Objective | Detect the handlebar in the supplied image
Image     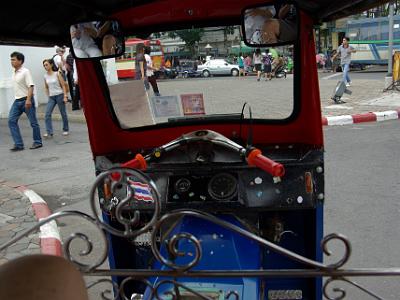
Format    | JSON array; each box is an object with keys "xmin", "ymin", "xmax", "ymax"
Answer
[
  {"xmin": 247, "ymin": 148, "xmax": 285, "ymax": 178},
  {"xmin": 109, "ymin": 132, "xmax": 284, "ymax": 181},
  {"xmin": 120, "ymin": 153, "xmax": 147, "ymax": 170},
  {"xmin": 110, "ymin": 154, "xmax": 147, "ymax": 181}
]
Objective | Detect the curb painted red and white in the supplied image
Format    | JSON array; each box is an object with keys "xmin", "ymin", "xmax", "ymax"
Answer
[
  {"xmin": 322, "ymin": 109, "xmax": 400, "ymax": 126},
  {"xmin": 10, "ymin": 184, "xmax": 63, "ymax": 257}
]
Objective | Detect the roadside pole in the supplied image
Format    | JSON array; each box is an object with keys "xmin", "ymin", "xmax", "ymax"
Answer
[{"xmin": 385, "ymin": 2, "xmax": 394, "ymax": 88}]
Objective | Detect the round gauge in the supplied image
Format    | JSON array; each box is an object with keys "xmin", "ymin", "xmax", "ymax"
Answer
[
  {"xmin": 175, "ymin": 178, "xmax": 191, "ymax": 194},
  {"xmin": 208, "ymin": 173, "xmax": 237, "ymax": 201}
]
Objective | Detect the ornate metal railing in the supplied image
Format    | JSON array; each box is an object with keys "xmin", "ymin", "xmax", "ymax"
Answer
[{"xmin": 1, "ymin": 167, "xmax": 400, "ymax": 300}]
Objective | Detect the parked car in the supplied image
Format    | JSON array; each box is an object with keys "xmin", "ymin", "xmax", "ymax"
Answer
[{"xmin": 197, "ymin": 59, "xmax": 240, "ymax": 77}]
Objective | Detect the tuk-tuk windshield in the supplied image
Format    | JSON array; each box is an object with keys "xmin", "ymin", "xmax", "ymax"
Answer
[{"xmin": 101, "ymin": 24, "xmax": 295, "ymax": 129}]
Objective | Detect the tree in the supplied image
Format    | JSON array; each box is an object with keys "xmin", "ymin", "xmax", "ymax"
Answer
[
  {"xmin": 364, "ymin": 1, "xmax": 400, "ymax": 17},
  {"xmin": 168, "ymin": 29, "xmax": 205, "ymax": 56},
  {"xmin": 223, "ymin": 26, "xmax": 236, "ymax": 48}
]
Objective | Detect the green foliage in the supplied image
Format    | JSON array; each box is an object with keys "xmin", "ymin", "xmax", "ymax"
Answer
[
  {"xmin": 153, "ymin": 29, "xmax": 204, "ymax": 55},
  {"xmin": 223, "ymin": 26, "xmax": 235, "ymax": 37},
  {"xmin": 168, "ymin": 29, "xmax": 205, "ymax": 55},
  {"xmin": 173, "ymin": 29, "xmax": 204, "ymax": 47}
]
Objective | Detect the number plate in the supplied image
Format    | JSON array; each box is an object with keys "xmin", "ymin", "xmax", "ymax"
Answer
[{"xmin": 268, "ymin": 290, "xmax": 303, "ymax": 300}]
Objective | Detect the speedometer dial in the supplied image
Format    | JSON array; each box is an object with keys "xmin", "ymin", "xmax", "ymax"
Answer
[
  {"xmin": 175, "ymin": 178, "xmax": 191, "ymax": 194},
  {"xmin": 208, "ymin": 173, "xmax": 237, "ymax": 201}
]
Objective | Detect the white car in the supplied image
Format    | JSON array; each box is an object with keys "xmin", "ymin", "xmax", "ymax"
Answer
[{"xmin": 197, "ymin": 59, "xmax": 240, "ymax": 77}]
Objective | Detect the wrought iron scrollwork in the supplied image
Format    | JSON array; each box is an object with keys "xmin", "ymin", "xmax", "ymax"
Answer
[
  {"xmin": 89, "ymin": 168, "xmax": 161, "ymax": 239},
  {"xmin": 0, "ymin": 210, "xmax": 109, "ymax": 272},
  {"xmin": 322, "ymin": 233, "xmax": 351, "ymax": 269},
  {"xmin": 151, "ymin": 280, "xmax": 213, "ymax": 300},
  {"xmin": 150, "ymin": 209, "xmax": 350, "ymax": 272},
  {"xmin": 323, "ymin": 277, "xmax": 384, "ymax": 300},
  {"xmin": 86, "ymin": 278, "xmax": 120, "ymax": 300},
  {"xmin": 2, "ymin": 167, "xmax": 400, "ymax": 299}
]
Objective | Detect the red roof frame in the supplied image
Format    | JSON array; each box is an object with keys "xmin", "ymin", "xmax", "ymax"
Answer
[{"xmin": 77, "ymin": 0, "xmax": 323, "ymax": 156}]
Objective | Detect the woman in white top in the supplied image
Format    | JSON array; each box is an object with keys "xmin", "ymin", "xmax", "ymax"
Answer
[
  {"xmin": 43, "ymin": 59, "xmax": 69, "ymax": 137},
  {"xmin": 253, "ymin": 48, "xmax": 263, "ymax": 81}
]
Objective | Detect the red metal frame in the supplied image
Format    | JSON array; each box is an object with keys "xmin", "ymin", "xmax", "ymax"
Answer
[{"xmin": 76, "ymin": 0, "xmax": 323, "ymax": 156}]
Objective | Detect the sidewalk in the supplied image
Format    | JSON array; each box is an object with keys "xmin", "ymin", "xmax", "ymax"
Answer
[
  {"xmin": 0, "ymin": 181, "xmax": 40, "ymax": 265},
  {"xmin": 31, "ymin": 76, "xmax": 400, "ymax": 122},
  {"xmin": 318, "ymin": 75, "xmax": 400, "ymax": 117},
  {"xmin": 0, "ymin": 180, "xmax": 62, "ymax": 265}
]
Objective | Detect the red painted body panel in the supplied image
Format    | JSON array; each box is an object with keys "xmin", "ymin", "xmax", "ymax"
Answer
[
  {"xmin": 117, "ymin": 69, "xmax": 135, "ymax": 78},
  {"xmin": 76, "ymin": 2, "xmax": 323, "ymax": 156}
]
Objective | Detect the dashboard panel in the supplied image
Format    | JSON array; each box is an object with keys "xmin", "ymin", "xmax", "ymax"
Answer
[
  {"xmin": 96, "ymin": 146, "xmax": 324, "ymax": 213},
  {"xmin": 146, "ymin": 151, "xmax": 324, "ymax": 212}
]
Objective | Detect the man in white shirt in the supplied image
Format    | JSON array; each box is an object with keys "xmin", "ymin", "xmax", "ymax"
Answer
[
  {"xmin": 53, "ymin": 47, "xmax": 66, "ymax": 72},
  {"xmin": 8, "ymin": 52, "xmax": 42, "ymax": 151},
  {"xmin": 144, "ymin": 46, "xmax": 160, "ymax": 96}
]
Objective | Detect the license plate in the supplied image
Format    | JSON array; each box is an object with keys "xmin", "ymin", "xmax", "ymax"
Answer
[{"xmin": 268, "ymin": 290, "xmax": 303, "ymax": 300}]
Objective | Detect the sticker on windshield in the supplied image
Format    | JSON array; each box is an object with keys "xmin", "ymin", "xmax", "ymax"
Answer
[
  {"xmin": 181, "ymin": 94, "xmax": 205, "ymax": 115},
  {"xmin": 150, "ymin": 95, "xmax": 181, "ymax": 118}
]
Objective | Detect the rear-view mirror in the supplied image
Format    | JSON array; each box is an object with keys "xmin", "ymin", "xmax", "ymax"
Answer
[
  {"xmin": 70, "ymin": 20, "xmax": 124, "ymax": 59},
  {"xmin": 242, "ymin": 2, "xmax": 298, "ymax": 47}
]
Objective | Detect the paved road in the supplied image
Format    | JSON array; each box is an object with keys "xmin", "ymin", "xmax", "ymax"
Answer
[
  {"xmin": 0, "ymin": 119, "xmax": 399, "ymax": 298},
  {"xmin": 0, "ymin": 120, "xmax": 93, "ymax": 211},
  {"xmin": 324, "ymin": 121, "xmax": 400, "ymax": 299}
]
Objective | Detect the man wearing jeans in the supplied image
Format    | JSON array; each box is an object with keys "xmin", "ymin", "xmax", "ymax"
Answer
[
  {"xmin": 333, "ymin": 37, "xmax": 356, "ymax": 87},
  {"xmin": 8, "ymin": 52, "xmax": 43, "ymax": 151}
]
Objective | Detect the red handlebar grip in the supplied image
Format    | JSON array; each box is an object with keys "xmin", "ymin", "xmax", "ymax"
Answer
[
  {"xmin": 110, "ymin": 154, "xmax": 147, "ymax": 181},
  {"xmin": 121, "ymin": 153, "xmax": 147, "ymax": 170},
  {"xmin": 247, "ymin": 149, "xmax": 285, "ymax": 177}
]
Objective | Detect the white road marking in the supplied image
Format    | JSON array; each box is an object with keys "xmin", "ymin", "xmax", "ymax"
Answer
[
  {"xmin": 374, "ymin": 111, "xmax": 399, "ymax": 121},
  {"xmin": 322, "ymin": 73, "xmax": 342, "ymax": 80},
  {"xmin": 23, "ymin": 189, "xmax": 46, "ymax": 204},
  {"xmin": 327, "ymin": 115, "xmax": 354, "ymax": 126},
  {"xmin": 39, "ymin": 220, "xmax": 61, "ymax": 240},
  {"xmin": 325, "ymin": 105, "xmax": 353, "ymax": 110}
]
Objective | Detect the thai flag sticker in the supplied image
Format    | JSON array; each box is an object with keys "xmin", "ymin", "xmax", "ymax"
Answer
[{"xmin": 127, "ymin": 178, "xmax": 154, "ymax": 203}]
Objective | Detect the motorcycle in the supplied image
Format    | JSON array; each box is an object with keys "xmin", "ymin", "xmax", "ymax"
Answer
[{"xmin": 274, "ymin": 64, "xmax": 287, "ymax": 78}]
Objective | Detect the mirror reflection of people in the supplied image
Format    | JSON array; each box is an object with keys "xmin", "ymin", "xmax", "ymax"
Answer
[
  {"xmin": 245, "ymin": 4, "xmax": 297, "ymax": 44},
  {"xmin": 102, "ymin": 34, "xmax": 117, "ymax": 55},
  {"xmin": 70, "ymin": 23, "xmax": 102, "ymax": 58},
  {"xmin": 245, "ymin": 6, "xmax": 276, "ymax": 44},
  {"xmin": 263, "ymin": 4, "xmax": 297, "ymax": 44},
  {"xmin": 95, "ymin": 21, "xmax": 120, "ymax": 56}
]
